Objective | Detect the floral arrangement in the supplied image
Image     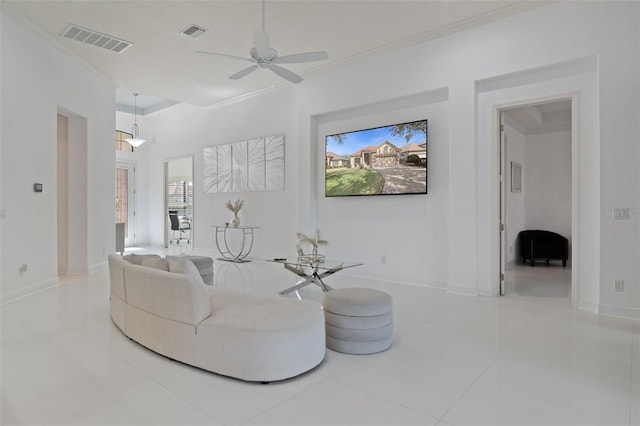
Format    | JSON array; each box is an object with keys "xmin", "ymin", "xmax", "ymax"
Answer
[
  {"xmin": 296, "ymin": 230, "xmax": 328, "ymax": 264},
  {"xmin": 226, "ymin": 199, "xmax": 244, "ymax": 226},
  {"xmin": 225, "ymin": 199, "xmax": 244, "ymax": 215}
]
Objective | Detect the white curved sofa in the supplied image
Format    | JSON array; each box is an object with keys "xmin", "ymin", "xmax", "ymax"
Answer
[{"xmin": 108, "ymin": 254, "xmax": 326, "ymax": 382}]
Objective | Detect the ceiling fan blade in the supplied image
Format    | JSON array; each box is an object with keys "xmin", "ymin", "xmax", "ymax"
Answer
[
  {"xmin": 268, "ymin": 64, "xmax": 303, "ymax": 84},
  {"xmin": 195, "ymin": 51, "xmax": 253, "ymax": 63},
  {"xmin": 272, "ymin": 51, "xmax": 329, "ymax": 64},
  {"xmin": 229, "ymin": 65, "xmax": 259, "ymax": 80},
  {"xmin": 252, "ymin": 29, "xmax": 271, "ymax": 59}
]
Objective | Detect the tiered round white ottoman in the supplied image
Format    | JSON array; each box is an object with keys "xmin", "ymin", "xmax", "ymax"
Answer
[
  {"xmin": 186, "ymin": 255, "xmax": 214, "ymax": 286},
  {"xmin": 322, "ymin": 288, "xmax": 393, "ymax": 354}
]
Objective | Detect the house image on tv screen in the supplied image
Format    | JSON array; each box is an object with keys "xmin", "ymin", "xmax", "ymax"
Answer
[
  {"xmin": 399, "ymin": 142, "xmax": 427, "ymax": 164},
  {"xmin": 325, "ymin": 152, "xmax": 350, "ymax": 168},
  {"xmin": 349, "ymin": 141, "xmax": 401, "ymax": 168},
  {"xmin": 324, "ymin": 119, "xmax": 427, "ymax": 196}
]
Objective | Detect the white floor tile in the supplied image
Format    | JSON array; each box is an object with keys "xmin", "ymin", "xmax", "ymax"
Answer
[
  {"xmin": 245, "ymin": 379, "xmax": 438, "ymax": 426},
  {"xmin": 488, "ymin": 328, "xmax": 632, "ymax": 409},
  {"xmin": 443, "ymin": 372, "xmax": 629, "ymax": 426},
  {"xmin": 2, "ymin": 356, "xmax": 152, "ymax": 425},
  {"xmin": 332, "ymin": 346, "xmax": 483, "ymax": 419},
  {"xmin": 504, "ymin": 264, "xmax": 572, "ymax": 301},
  {"xmin": 48, "ymin": 384, "xmax": 219, "ymax": 426},
  {"xmin": 1, "ymin": 251, "xmax": 637, "ymax": 426},
  {"xmin": 146, "ymin": 356, "xmax": 340, "ymax": 425}
]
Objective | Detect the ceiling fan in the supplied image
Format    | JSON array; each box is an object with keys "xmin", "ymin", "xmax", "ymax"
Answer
[{"xmin": 195, "ymin": 0, "xmax": 328, "ymax": 84}]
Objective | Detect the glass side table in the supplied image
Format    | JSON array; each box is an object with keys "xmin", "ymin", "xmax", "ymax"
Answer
[{"xmin": 212, "ymin": 225, "xmax": 258, "ymax": 263}]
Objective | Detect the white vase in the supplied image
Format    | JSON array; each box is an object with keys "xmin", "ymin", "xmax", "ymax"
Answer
[{"xmin": 231, "ymin": 215, "xmax": 240, "ymax": 227}]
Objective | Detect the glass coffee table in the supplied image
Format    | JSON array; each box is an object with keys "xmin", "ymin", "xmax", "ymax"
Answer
[{"xmin": 269, "ymin": 258, "xmax": 363, "ymax": 299}]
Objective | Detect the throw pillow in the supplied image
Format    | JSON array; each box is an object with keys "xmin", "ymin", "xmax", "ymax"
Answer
[
  {"xmin": 140, "ymin": 257, "xmax": 170, "ymax": 271},
  {"xmin": 166, "ymin": 256, "xmax": 205, "ymax": 287}
]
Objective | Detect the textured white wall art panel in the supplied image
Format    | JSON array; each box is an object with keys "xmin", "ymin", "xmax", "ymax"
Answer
[
  {"xmin": 204, "ymin": 135, "xmax": 284, "ymax": 193},
  {"xmin": 247, "ymin": 138, "xmax": 266, "ymax": 192},
  {"xmin": 232, "ymin": 140, "xmax": 248, "ymax": 193},
  {"xmin": 265, "ymin": 135, "xmax": 285, "ymax": 191},
  {"xmin": 203, "ymin": 146, "xmax": 218, "ymax": 193},
  {"xmin": 217, "ymin": 144, "xmax": 233, "ymax": 192}
]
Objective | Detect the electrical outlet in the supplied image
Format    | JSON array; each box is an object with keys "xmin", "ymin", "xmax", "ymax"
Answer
[
  {"xmin": 613, "ymin": 208, "xmax": 629, "ymax": 220},
  {"xmin": 614, "ymin": 280, "xmax": 624, "ymax": 292},
  {"xmin": 381, "ymin": 255, "xmax": 386, "ymax": 265},
  {"xmin": 19, "ymin": 264, "xmax": 28, "ymax": 274}
]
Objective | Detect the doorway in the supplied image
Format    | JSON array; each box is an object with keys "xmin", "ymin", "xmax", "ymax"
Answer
[
  {"xmin": 116, "ymin": 162, "xmax": 136, "ymax": 247},
  {"xmin": 57, "ymin": 110, "xmax": 88, "ymax": 275},
  {"xmin": 499, "ymin": 99, "xmax": 573, "ymax": 299},
  {"xmin": 164, "ymin": 157, "xmax": 194, "ymax": 248}
]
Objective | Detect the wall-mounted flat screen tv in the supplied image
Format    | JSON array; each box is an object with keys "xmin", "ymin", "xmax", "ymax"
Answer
[{"xmin": 325, "ymin": 119, "xmax": 427, "ymax": 197}]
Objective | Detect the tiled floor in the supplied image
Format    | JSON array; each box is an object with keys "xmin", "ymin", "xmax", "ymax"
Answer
[{"xmin": 1, "ymin": 248, "xmax": 638, "ymax": 426}]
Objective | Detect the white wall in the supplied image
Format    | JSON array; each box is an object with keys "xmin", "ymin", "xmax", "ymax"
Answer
[
  {"xmin": 469, "ymin": 1, "xmax": 638, "ymax": 317},
  {"xmin": 1, "ymin": 10, "xmax": 116, "ymax": 300},
  {"xmin": 168, "ymin": 157, "xmax": 192, "ymax": 182},
  {"xmin": 134, "ymin": 1, "xmax": 638, "ymax": 318},
  {"xmin": 300, "ymin": 1, "xmax": 637, "ymax": 315},
  {"xmin": 524, "ymin": 130, "xmax": 572, "ymax": 241},
  {"xmin": 143, "ymin": 86, "xmax": 299, "ymax": 257},
  {"xmin": 314, "ymin": 95, "xmax": 449, "ymax": 287},
  {"xmin": 3, "ymin": 2, "xmax": 638, "ymax": 318}
]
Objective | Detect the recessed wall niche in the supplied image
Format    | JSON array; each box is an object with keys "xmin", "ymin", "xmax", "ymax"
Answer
[{"xmin": 203, "ymin": 135, "xmax": 285, "ymax": 193}]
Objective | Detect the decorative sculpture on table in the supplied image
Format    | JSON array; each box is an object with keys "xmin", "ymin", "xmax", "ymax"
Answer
[
  {"xmin": 296, "ymin": 230, "xmax": 328, "ymax": 265},
  {"xmin": 226, "ymin": 199, "xmax": 244, "ymax": 227}
]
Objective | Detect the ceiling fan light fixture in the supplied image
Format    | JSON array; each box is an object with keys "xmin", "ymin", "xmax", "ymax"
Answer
[
  {"xmin": 124, "ymin": 93, "xmax": 146, "ymax": 148},
  {"xmin": 195, "ymin": 0, "xmax": 328, "ymax": 84}
]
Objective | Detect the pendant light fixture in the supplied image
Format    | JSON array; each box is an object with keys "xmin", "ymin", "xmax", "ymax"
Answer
[{"xmin": 125, "ymin": 93, "xmax": 146, "ymax": 148}]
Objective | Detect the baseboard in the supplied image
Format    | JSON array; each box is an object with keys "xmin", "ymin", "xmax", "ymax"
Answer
[
  {"xmin": 578, "ymin": 298, "xmax": 598, "ymax": 312},
  {"xmin": 0, "ymin": 277, "xmax": 59, "ymax": 305},
  {"xmin": 345, "ymin": 269, "xmax": 447, "ymax": 290},
  {"xmin": 598, "ymin": 303, "xmax": 640, "ymax": 321},
  {"xmin": 447, "ymin": 284, "xmax": 479, "ymax": 296},
  {"xmin": 88, "ymin": 260, "xmax": 108, "ymax": 274},
  {"xmin": 477, "ymin": 285, "xmax": 497, "ymax": 297}
]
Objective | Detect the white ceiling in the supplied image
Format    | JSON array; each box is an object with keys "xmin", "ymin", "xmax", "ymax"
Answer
[
  {"xmin": 504, "ymin": 100, "xmax": 572, "ymax": 134},
  {"xmin": 4, "ymin": 0, "xmax": 550, "ymax": 110}
]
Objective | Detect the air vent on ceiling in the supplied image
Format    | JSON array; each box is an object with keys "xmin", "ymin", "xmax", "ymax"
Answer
[
  {"xmin": 181, "ymin": 25, "xmax": 208, "ymax": 39},
  {"xmin": 62, "ymin": 24, "xmax": 133, "ymax": 53}
]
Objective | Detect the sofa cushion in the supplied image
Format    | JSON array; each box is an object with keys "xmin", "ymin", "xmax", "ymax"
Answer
[
  {"xmin": 195, "ymin": 288, "xmax": 326, "ymax": 381},
  {"xmin": 166, "ymin": 256, "xmax": 206, "ymax": 287},
  {"xmin": 140, "ymin": 257, "xmax": 169, "ymax": 271},
  {"xmin": 108, "ymin": 254, "xmax": 128, "ymax": 301},
  {"xmin": 123, "ymin": 263, "xmax": 212, "ymax": 326},
  {"xmin": 123, "ymin": 253, "xmax": 162, "ymax": 265}
]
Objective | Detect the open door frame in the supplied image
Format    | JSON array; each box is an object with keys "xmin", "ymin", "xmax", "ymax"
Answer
[
  {"xmin": 499, "ymin": 111, "xmax": 507, "ymax": 295},
  {"xmin": 164, "ymin": 156, "xmax": 194, "ymax": 248},
  {"xmin": 497, "ymin": 96, "xmax": 577, "ymax": 304}
]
